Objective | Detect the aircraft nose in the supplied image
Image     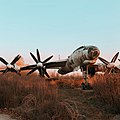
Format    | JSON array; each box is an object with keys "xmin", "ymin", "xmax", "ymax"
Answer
[
  {"xmin": 88, "ymin": 48, "xmax": 100, "ymax": 59},
  {"xmin": 93, "ymin": 49, "xmax": 100, "ymax": 57}
]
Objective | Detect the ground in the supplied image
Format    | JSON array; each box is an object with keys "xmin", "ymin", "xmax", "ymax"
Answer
[
  {"xmin": 58, "ymin": 88, "xmax": 115, "ymax": 120},
  {"xmin": 0, "ymin": 114, "xmax": 16, "ymax": 120},
  {"xmin": 0, "ymin": 87, "xmax": 118, "ymax": 120}
]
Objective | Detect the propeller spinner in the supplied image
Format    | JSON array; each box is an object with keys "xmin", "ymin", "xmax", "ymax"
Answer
[
  {"xmin": 98, "ymin": 52, "xmax": 119, "ymax": 74},
  {"xmin": 22, "ymin": 49, "xmax": 53, "ymax": 78}
]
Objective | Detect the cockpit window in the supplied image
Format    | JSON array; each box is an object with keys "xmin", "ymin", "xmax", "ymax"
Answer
[
  {"xmin": 73, "ymin": 46, "xmax": 86, "ymax": 53},
  {"xmin": 88, "ymin": 46, "xmax": 99, "ymax": 53},
  {"xmin": 89, "ymin": 46, "xmax": 98, "ymax": 50},
  {"xmin": 88, "ymin": 47, "xmax": 100, "ymax": 59},
  {"xmin": 88, "ymin": 47, "xmax": 94, "ymax": 53}
]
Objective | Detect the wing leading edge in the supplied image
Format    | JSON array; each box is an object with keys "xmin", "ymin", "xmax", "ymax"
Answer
[{"xmin": 45, "ymin": 59, "xmax": 67, "ymax": 69}]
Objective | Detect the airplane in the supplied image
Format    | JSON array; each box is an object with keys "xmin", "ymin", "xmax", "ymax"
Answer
[
  {"xmin": 0, "ymin": 54, "xmax": 21, "ymax": 75},
  {"xmin": 0, "ymin": 46, "xmax": 119, "ymax": 89},
  {"xmin": 21, "ymin": 45, "xmax": 101, "ymax": 89}
]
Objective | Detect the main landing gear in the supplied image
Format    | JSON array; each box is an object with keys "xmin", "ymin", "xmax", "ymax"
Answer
[{"xmin": 81, "ymin": 65, "xmax": 93, "ymax": 90}]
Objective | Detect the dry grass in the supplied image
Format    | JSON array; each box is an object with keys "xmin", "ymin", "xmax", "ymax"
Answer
[
  {"xmin": 50, "ymin": 72, "xmax": 120, "ymax": 114},
  {"xmin": 93, "ymin": 73, "xmax": 120, "ymax": 114},
  {"xmin": 50, "ymin": 72, "xmax": 84, "ymax": 89},
  {"xmin": 0, "ymin": 72, "xmax": 120, "ymax": 119},
  {"xmin": 0, "ymin": 73, "xmax": 80, "ymax": 120}
]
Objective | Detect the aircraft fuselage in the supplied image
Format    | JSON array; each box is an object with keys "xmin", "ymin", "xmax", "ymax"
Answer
[{"xmin": 58, "ymin": 46, "xmax": 100, "ymax": 74}]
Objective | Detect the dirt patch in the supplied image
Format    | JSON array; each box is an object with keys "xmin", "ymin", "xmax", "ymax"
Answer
[{"xmin": 0, "ymin": 114, "xmax": 16, "ymax": 120}]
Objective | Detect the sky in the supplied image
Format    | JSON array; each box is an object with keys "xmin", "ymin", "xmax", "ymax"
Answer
[{"xmin": 0, "ymin": 0, "xmax": 120, "ymax": 65}]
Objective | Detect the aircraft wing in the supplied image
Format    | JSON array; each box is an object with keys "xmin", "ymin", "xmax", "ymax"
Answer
[
  {"xmin": 88, "ymin": 63, "xmax": 120, "ymax": 73},
  {"xmin": 20, "ymin": 65, "xmax": 36, "ymax": 71},
  {"xmin": 20, "ymin": 59, "xmax": 67, "ymax": 71},
  {"xmin": 45, "ymin": 59, "xmax": 67, "ymax": 69},
  {"xmin": 0, "ymin": 69, "xmax": 5, "ymax": 72}
]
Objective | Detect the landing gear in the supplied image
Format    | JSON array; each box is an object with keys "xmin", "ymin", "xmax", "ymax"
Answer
[{"xmin": 81, "ymin": 65, "xmax": 93, "ymax": 90}]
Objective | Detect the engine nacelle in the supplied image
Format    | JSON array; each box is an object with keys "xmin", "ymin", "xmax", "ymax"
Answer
[
  {"xmin": 14, "ymin": 64, "xmax": 21, "ymax": 71},
  {"xmin": 58, "ymin": 60, "xmax": 73, "ymax": 75},
  {"xmin": 58, "ymin": 67, "xmax": 73, "ymax": 75}
]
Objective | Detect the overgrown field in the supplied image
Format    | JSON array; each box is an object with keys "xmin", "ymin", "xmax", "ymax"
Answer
[
  {"xmin": 93, "ymin": 73, "xmax": 120, "ymax": 114},
  {"xmin": 0, "ymin": 73, "xmax": 79, "ymax": 120},
  {"xmin": 0, "ymin": 73, "xmax": 120, "ymax": 120}
]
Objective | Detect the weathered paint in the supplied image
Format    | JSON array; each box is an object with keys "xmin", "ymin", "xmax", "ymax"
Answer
[{"xmin": 58, "ymin": 45, "xmax": 100, "ymax": 74}]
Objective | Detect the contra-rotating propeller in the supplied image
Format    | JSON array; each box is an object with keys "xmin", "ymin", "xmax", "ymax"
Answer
[
  {"xmin": 98, "ymin": 52, "xmax": 119, "ymax": 74},
  {"xmin": 0, "ymin": 54, "xmax": 21, "ymax": 75},
  {"xmin": 22, "ymin": 49, "xmax": 53, "ymax": 78}
]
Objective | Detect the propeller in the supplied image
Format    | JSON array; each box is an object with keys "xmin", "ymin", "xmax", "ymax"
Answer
[
  {"xmin": 0, "ymin": 54, "xmax": 21, "ymax": 75},
  {"xmin": 98, "ymin": 52, "xmax": 119, "ymax": 74},
  {"xmin": 118, "ymin": 59, "xmax": 120, "ymax": 62},
  {"xmin": 22, "ymin": 49, "xmax": 53, "ymax": 78}
]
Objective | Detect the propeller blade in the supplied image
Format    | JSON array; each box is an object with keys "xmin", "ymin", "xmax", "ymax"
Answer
[
  {"xmin": 37, "ymin": 49, "xmax": 41, "ymax": 62},
  {"xmin": 11, "ymin": 68, "xmax": 21, "ymax": 76},
  {"xmin": 42, "ymin": 67, "xmax": 50, "ymax": 78},
  {"xmin": 21, "ymin": 65, "xmax": 37, "ymax": 70},
  {"xmin": 105, "ymin": 68, "xmax": 112, "ymax": 74},
  {"xmin": 113, "ymin": 67, "xmax": 120, "ymax": 73},
  {"xmin": 98, "ymin": 57, "xmax": 109, "ymax": 65},
  {"xmin": 118, "ymin": 59, "xmax": 120, "ymax": 62},
  {"xmin": 38, "ymin": 68, "xmax": 44, "ymax": 77},
  {"xmin": 27, "ymin": 68, "xmax": 37, "ymax": 75},
  {"xmin": 43, "ymin": 55, "xmax": 53, "ymax": 63},
  {"xmin": 11, "ymin": 55, "xmax": 21, "ymax": 65},
  {"xmin": 44, "ymin": 71, "xmax": 50, "ymax": 78},
  {"xmin": 111, "ymin": 52, "xmax": 119, "ymax": 63},
  {"xmin": 3, "ymin": 68, "xmax": 9, "ymax": 74},
  {"xmin": 30, "ymin": 52, "xmax": 38, "ymax": 63},
  {"xmin": 0, "ymin": 57, "xmax": 8, "ymax": 65},
  {"xmin": 38, "ymin": 67, "xmax": 49, "ymax": 78},
  {"xmin": 0, "ymin": 70, "xmax": 5, "ymax": 72}
]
